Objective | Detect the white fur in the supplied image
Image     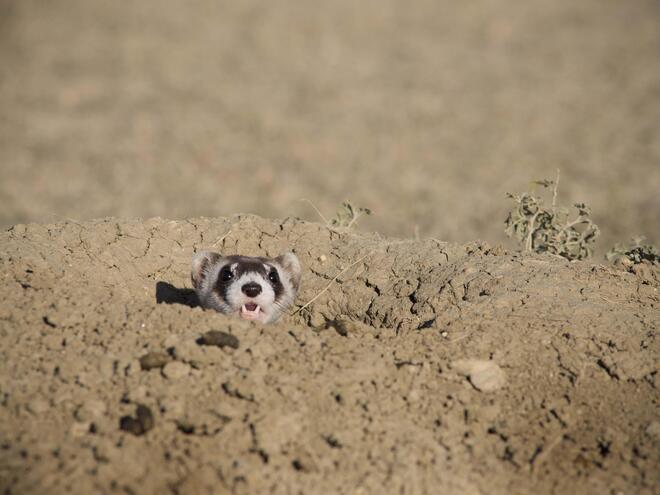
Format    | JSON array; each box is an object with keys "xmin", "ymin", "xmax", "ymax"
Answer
[
  {"xmin": 225, "ymin": 272, "xmax": 277, "ymax": 322},
  {"xmin": 191, "ymin": 251, "xmax": 301, "ymax": 324}
]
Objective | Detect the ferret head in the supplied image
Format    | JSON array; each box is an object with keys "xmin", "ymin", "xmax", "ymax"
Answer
[{"xmin": 191, "ymin": 251, "xmax": 301, "ymax": 324}]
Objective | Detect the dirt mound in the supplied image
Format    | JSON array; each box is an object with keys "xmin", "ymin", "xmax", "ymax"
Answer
[{"xmin": 0, "ymin": 215, "xmax": 658, "ymax": 494}]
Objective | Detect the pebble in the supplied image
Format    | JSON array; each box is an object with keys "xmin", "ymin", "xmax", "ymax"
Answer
[
  {"xmin": 162, "ymin": 361, "xmax": 191, "ymax": 380},
  {"xmin": 139, "ymin": 351, "xmax": 171, "ymax": 370},
  {"xmin": 452, "ymin": 359, "xmax": 506, "ymax": 392}
]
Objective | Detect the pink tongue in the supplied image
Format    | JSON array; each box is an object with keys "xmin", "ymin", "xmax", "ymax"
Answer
[{"xmin": 245, "ymin": 303, "xmax": 258, "ymax": 312}]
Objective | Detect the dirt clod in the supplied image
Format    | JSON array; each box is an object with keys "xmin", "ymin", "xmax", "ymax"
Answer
[
  {"xmin": 139, "ymin": 351, "xmax": 171, "ymax": 370},
  {"xmin": 197, "ymin": 330, "xmax": 240, "ymax": 350},
  {"xmin": 452, "ymin": 359, "xmax": 507, "ymax": 392},
  {"xmin": 119, "ymin": 404, "xmax": 154, "ymax": 436},
  {"xmin": 0, "ymin": 215, "xmax": 657, "ymax": 495}
]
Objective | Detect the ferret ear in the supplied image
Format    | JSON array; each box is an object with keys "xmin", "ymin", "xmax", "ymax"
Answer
[
  {"xmin": 191, "ymin": 251, "xmax": 222, "ymax": 290},
  {"xmin": 276, "ymin": 252, "xmax": 302, "ymax": 292}
]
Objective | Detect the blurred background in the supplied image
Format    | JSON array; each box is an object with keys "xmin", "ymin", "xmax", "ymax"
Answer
[{"xmin": 1, "ymin": 0, "xmax": 658, "ymax": 251}]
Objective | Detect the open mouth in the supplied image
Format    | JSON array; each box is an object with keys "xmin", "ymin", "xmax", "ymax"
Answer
[{"xmin": 240, "ymin": 303, "xmax": 262, "ymax": 320}]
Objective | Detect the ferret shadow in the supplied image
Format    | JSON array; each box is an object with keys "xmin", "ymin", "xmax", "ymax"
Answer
[{"xmin": 155, "ymin": 281, "xmax": 199, "ymax": 308}]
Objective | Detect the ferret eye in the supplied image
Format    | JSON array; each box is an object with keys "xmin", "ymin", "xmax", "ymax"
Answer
[
  {"xmin": 268, "ymin": 269, "xmax": 280, "ymax": 284},
  {"xmin": 220, "ymin": 268, "xmax": 233, "ymax": 282}
]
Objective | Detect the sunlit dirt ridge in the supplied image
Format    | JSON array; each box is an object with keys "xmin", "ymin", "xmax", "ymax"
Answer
[{"xmin": 0, "ymin": 215, "xmax": 657, "ymax": 494}]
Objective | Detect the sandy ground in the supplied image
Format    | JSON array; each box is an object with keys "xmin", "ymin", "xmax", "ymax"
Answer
[
  {"xmin": 0, "ymin": 0, "xmax": 658, "ymax": 249},
  {"xmin": 0, "ymin": 1, "xmax": 659, "ymax": 494},
  {"xmin": 0, "ymin": 215, "xmax": 658, "ymax": 494}
]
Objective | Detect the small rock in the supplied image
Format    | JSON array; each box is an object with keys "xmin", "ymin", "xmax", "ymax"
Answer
[
  {"xmin": 318, "ymin": 255, "xmax": 327, "ymax": 263},
  {"xmin": 197, "ymin": 330, "xmax": 239, "ymax": 350},
  {"xmin": 139, "ymin": 351, "xmax": 171, "ymax": 370},
  {"xmin": 452, "ymin": 359, "xmax": 506, "ymax": 392},
  {"xmin": 119, "ymin": 404, "xmax": 154, "ymax": 436},
  {"xmin": 26, "ymin": 398, "xmax": 50, "ymax": 415},
  {"xmin": 162, "ymin": 361, "xmax": 190, "ymax": 380}
]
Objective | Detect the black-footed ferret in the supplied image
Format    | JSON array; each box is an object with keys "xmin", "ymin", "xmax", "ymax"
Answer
[{"xmin": 191, "ymin": 251, "xmax": 301, "ymax": 324}]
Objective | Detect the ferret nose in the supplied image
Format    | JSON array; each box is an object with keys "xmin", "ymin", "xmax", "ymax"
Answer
[{"xmin": 241, "ymin": 282, "xmax": 262, "ymax": 298}]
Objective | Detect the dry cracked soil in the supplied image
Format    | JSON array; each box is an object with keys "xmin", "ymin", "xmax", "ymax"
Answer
[{"xmin": 0, "ymin": 215, "xmax": 658, "ymax": 494}]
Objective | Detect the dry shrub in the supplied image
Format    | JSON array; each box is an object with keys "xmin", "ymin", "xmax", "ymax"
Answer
[{"xmin": 505, "ymin": 174, "xmax": 600, "ymax": 260}]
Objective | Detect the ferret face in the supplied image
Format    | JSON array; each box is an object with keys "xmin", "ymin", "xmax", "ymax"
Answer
[{"xmin": 191, "ymin": 251, "xmax": 301, "ymax": 324}]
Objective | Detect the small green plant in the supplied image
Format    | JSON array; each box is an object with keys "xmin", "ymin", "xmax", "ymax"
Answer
[
  {"xmin": 301, "ymin": 199, "xmax": 372, "ymax": 230},
  {"xmin": 504, "ymin": 172, "xmax": 600, "ymax": 260},
  {"xmin": 606, "ymin": 236, "xmax": 659, "ymax": 267}
]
